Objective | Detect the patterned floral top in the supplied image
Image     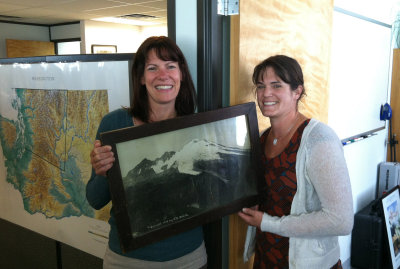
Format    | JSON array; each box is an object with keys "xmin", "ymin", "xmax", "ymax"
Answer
[{"xmin": 253, "ymin": 119, "xmax": 342, "ymax": 269}]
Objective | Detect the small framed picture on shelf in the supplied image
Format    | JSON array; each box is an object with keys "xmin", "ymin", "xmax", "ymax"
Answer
[
  {"xmin": 100, "ymin": 102, "xmax": 264, "ymax": 252},
  {"xmin": 381, "ymin": 185, "xmax": 400, "ymax": 269},
  {"xmin": 91, "ymin": 44, "xmax": 117, "ymax": 54}
]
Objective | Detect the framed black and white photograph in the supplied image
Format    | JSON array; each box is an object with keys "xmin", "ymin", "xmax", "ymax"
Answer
[
  {"xmin": 382, "ymin": 186, "xmax": 400, "ymax": 269},
  {"xmin": 100, "ymin": 102, "xmax": 264, "ymax": 252}
]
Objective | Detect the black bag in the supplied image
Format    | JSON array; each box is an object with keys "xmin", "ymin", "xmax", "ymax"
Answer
[{"xmin": 350, "ymin": 200, "xmax": 392, "ymax": 269}]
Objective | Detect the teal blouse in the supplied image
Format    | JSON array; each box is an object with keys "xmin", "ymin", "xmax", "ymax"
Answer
[{"xmin": 86, "ymin": 108, "xmax": 203, "ymax": 261}]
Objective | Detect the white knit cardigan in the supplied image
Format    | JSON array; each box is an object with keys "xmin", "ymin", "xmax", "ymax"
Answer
[{"xmin": 244, "ymin": 118, "xmax": 354, "ymax": 269}]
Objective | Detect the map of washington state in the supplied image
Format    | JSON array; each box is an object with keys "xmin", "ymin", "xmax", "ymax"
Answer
[{"xmin": 0, "ymin": 88, "xmax": 110, "ymax": 220}]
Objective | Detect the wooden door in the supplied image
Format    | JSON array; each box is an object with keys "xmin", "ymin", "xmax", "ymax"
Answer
[
  {"xmin": 228, "ymin": 0, "xmax": 334, "ymax": 268},
  {"xmin": 388, "ymin": 49, "xmax": 400, "ymax": 162}
]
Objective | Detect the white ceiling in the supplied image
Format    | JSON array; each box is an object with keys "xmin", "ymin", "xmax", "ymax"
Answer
[{"xmin": 0, "ymin": 0, "xmax": 167, "ymax": 25}]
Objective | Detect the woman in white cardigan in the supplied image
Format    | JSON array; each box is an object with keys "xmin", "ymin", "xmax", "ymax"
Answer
[{"xmin": 238, "ymin": 55, "xmax": 353, "ymax": 269}]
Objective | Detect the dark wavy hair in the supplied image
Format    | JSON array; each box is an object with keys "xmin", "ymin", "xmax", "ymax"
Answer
[
  {"xmin": 129, "ymin": 36, "xmax": 197, "ymax": 122},
  {"xmin": 252, "ymin": 55, "xmax": 306, "ymax": 102}
]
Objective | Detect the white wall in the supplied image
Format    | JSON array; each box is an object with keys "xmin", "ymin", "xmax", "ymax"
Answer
[
  {"xmin": 330, "ymin": 0, "xmax": 400, "ymax": 266},
  {"xmin": 50, "ymin": 23, "xmax": 80, "ymax": 40},
  {"xmin": 334, "ymin": 0, "xmax": 400, "ymax": 24},
  {"xmin": 142, "ymin": 24, "xmax": 169, "ymax": 38},
  {"xmin": 338, "ymin": 130, "xmax": 387, "ymax": 265},
  {"xmin": 0, "ymin": 19, "xmax": 168, "ymax": 58},
  {"xmin": 175, "ymin": 0, "xmax": 198, "ymax": 90},
  {"xmin": 0, "ymin": 22, "xmax": 50, "ymax": 58},
  {"xmin": 81, "ymin": 20, "xmax": 167, "ymax": 54}
]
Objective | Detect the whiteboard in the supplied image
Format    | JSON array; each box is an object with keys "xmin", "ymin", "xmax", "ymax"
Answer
[{"xmin": 328, "ymin": 10, "xmax": 392, "ymax": 140}]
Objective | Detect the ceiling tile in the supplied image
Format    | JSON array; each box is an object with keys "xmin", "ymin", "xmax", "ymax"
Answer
[{"xmin": 0, "ymin": 0, "xmax": 167, "ymax": 24}]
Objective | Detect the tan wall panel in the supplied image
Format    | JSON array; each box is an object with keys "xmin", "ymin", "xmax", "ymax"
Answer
[
  {"xmin": 230, "ymin": 14, "xmax": 240, "ymax": 107},
  {"xmin": 388, "ymin": 49, "xmax": 400, "ymax": 161},
  {"xmin": 229, "ymin": 0, "xmax": 334, "ymax": 268},
  {"xmin": 6, "ymin": 39, "xmax": 55, "ymax": 58},
  {"xmin": 232, "ymin": 0, "xmax": 333, "ymax": 132}
]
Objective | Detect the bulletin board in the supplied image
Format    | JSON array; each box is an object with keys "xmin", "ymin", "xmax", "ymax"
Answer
[
  {"xmin": 6, "ymin": 39, "xmax": 55, "ymax": 58},
  {"xmin": 328, "ymin": 8, "xmax": 392, "ymax": 140},
  {"xmin": 0, "ymin": 53, "xmax": 133, "ymax": 258}
]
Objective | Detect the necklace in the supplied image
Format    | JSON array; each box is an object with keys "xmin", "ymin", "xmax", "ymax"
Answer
[{"xmin": 271, "ymin": 113, "xmax": 299, "ymax": 146}]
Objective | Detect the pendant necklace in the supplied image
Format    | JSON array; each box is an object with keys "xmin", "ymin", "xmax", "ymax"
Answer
[
  {"xmin": 271, "ymin": 113, "xmax": 299, "ymax": 146},
  {"xmin": 272, "ymin": 137, "xmax": 279, "ymax": 146}
]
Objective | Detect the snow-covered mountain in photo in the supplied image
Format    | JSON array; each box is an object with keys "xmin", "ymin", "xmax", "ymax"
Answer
[
  {"xmin": 130, "ymin": 138, "xmax": 249, "ymax": 179},
  {"xmin": 123, "ymin": 138, "xmax": 258, "ymax": 236},
  {"xmin": 156, "ymin": 138, "xmax": 246, "ymax": 175}
]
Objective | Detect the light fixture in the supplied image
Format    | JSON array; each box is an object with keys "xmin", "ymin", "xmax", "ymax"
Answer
[{"xmin": 92, "ymin": 15, "xmax": 161, "ymax": 26}]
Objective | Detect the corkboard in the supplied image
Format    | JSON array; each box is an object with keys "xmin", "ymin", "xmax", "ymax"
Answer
[
  {"xmin": 6, "ymin": 39, "xmax": 55, "ymax": 58},
  {"xmin": 229, "ymin": 0, "xmax": 334, "ymax": 268}
]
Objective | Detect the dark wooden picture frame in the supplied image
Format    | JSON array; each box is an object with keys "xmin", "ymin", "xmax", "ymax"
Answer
[{"xmin": 100, "ymin": 102, "xmax": 264, "ymax": 252}]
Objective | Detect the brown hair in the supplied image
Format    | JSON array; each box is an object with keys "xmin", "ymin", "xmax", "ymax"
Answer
[
  {"xmin": 129, "ymin": 36, "xmax": 197, "ymax": 122},
  {"xmin": 252, "ymin": 55, "xmax": 306, "ymax": 102}
]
